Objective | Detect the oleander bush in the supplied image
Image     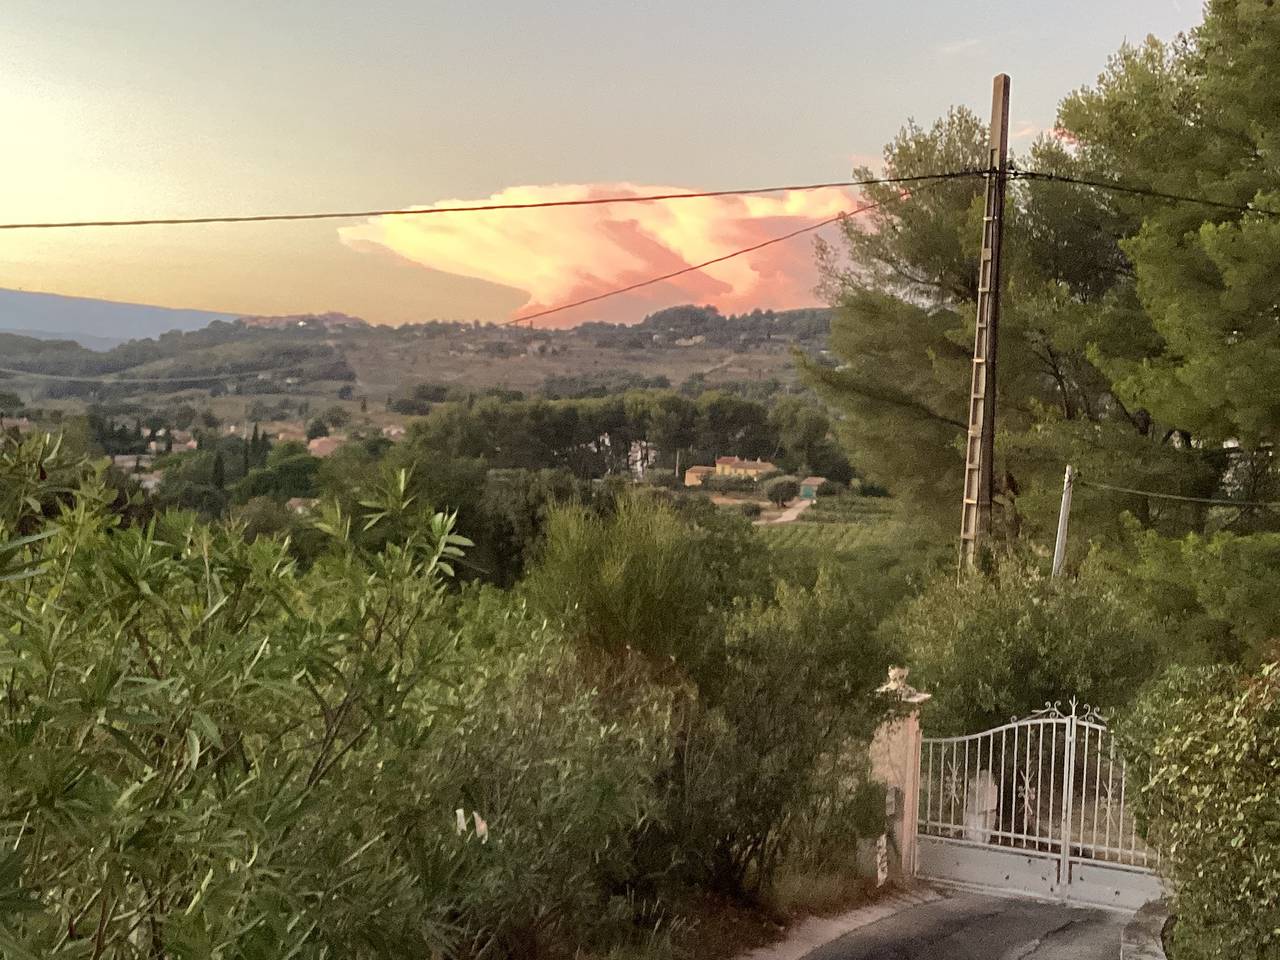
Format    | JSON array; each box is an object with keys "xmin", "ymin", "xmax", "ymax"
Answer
[
  {"xmin": 0, "ymin": 434, "xmax": 895, "ymax": 959},
  {"xmin": 0, "ymin": 435, "xmax": 671, "ymax": 959}
]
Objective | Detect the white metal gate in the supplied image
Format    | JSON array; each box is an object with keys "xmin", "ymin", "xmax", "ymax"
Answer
[{"xmin": 915, "ymin": 700, "xmax": 1163, "ymax": 910}]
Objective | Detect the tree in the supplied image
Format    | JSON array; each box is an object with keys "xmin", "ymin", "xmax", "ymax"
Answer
[
  {"xmin": 768, "ymin": 396, "xmax": 829, "ymax": 472},
  {"xmin": 524, "ymin": 492, "xmax": 769, "ymax": 679},
  {"xmin": 306, "ymin": 417, "xmax": 329, "ymax": 441},
  {"xmin": 694, "ymin": 391, "xmax": 776, "ymax": 462},
  {"xmin": 766, "ymin": 478, "xmax": 799, "ymax": 507},
  {"xmin": 808, "ymin": 97, "xmax": 1234, "ymax": 546},
  {"xmin": 888, "ymin": 564, "xmax": 1164, "ymax": 734},
  {"xmin": 235, "ymin": 451, "xmax": 320, "ymax": 503},
  {"xmin": 323, "ymin": 405, "xmax": 351, "ymax": 429},
  {"xmin": 1057, "ymin": 9, "xmax": 1280, "ymax": 516}
]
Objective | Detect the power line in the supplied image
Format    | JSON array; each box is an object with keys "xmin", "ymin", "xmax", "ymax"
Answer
[
  {"xmin": 1011, "ymin": 167, "xmax": 1280, "ymax": 218},
  {"xmin": 1078, "ymin": 476, "xmax": 1280, "ymax": 509},
  {"xmin": 0, "ymin": 171, "xmax": 984, "ymax": 231},
  {"xmin": 504, "ymin": 193, "xmax": 902, "ymax": 327}
]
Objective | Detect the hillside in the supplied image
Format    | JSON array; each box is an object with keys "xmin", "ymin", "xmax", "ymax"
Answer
[{"xmin": 0, "ymin": 304, "xmax": 833, "ymax": 411}]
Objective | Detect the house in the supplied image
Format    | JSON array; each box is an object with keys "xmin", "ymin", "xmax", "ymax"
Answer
[
  {"xmin": 381, "ymin": 424, "xmax": 407, "ymax": 440},
  {"xmin": 286, "ymin": 497, "xmax": 318, "ymax": 515},
  {"xmin": 150, "ymin": 428, "xmax": 197, "ymax": 453},
  {"xmin": 714, "ymin": 456, "xmax": 777, "ymax": 481},
  {"xmin": 0, "ymin": 417, "xmax": 34, "ymax": 433},
  {"xmin": 307, "ymin": 436, "xmax": 344, "ymax": 458},
  {"xmin": 110, "ymin": 454, "xmax": 155, "ymax": 471},
  {"xmin": 799, "ymin": 476, "xmax": 827, "ymax": 500},
  {"xmin": 684, "ymin": 465, "xmax": 715, "ymax": 487}
]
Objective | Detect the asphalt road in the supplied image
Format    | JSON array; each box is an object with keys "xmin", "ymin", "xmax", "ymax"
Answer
[{"xmin": 806, "ymin": 892, "xmax": 1128, "ymax": 960}]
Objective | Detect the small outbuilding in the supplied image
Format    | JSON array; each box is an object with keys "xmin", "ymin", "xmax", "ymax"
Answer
[
  {"xmin": 799, "ymin": 476, "xmax": 827, "ymax": 500},
  {"xmin": 684, "ymin": 465, "xmax": 715, "ymax": 487}
]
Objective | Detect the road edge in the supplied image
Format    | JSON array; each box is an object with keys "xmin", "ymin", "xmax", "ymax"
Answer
[
  {"xmin": 1120, "ymin": 899, "xmax": 1169, "ymax": 960},
  {"xmin": 734, "ymin": 885, "xmax": 944, "ymax": 960}
]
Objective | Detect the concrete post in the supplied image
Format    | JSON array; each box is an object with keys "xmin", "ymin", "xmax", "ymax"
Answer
[{"xmin": 869, "ymin": 668, "xmax": 931, "ymax": 880}]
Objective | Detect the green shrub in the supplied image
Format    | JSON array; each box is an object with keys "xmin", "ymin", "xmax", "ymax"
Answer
[
  {"xmin": 523, "ymin": 492, "xmax": 769, "ymax": 675},
  {"xmin": 699, "ymin": 475, "xmax": 758, "ymax": 494},
  {"xmin": 1090, "ymin": 524, "xmax": 1280, "ymax": 665},
  {"xmin": 1123, "ymin": 662, "xmax": 1280, "ymax": 960},
  {"xmin": 890, "ymin": 563, "xmax": 1164, "ymax": 733},
  {"xmin": 0, "ymin": 438, "xmax": 672, "ymax": 959},
  {"xmin": 740, "ymin": 501, "xmax": 763, "ymax": 519},
  {"xmin": 664, "ymin": 573, "xmax": 893, "ymax": 898},
  {"xmin": 642, "ymin": 468, "xmax": 680, "ymax": 489}
]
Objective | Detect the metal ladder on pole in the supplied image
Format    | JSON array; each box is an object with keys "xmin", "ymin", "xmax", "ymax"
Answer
[{"xmin": 959, "ymin": 74, "xmax": 1010, "ymax": 571}]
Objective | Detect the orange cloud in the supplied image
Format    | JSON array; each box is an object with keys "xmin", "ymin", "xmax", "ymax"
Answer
[{"xmin": 337, "ymin": 183, "xmax": 854, "ymax": 327}]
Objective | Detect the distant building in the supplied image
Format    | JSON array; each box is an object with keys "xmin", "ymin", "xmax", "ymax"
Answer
[
  {"xmin": 135, "ymin": 472, "xmax": 164, "ymax": 493},
  {"xmin": 684, "ymin": 465, "xmax": 715, "ymax": 487},
  {"xmin": 147, "ymin": 428, "xmax": 197, "ymax": 453},
  {"xmin": 286, "ymin": 497, "xmax": 318, "ymax": 514},
  {"xmin": 714, "ymin": 456, "xmax": 777, "ymax": 481},
  {"xmin": 110, "ymin": 454, "xmax": 156, "ymax": 471},
  {"xmin": 799, "ymin": 476, "xmax": 827, "ymax": 500},
  {"xmin": 1, "ymin": 417, "xmax": 35, "ymax": 434},
  {"xmin": 381, "ymin": 424, "xmax": 407, "ymax": 440},
  {"xmin": 307, "ymin": 436, "xmax": 344, "ymax": 458}
]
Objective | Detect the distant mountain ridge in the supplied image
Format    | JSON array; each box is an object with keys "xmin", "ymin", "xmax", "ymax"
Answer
[{"xmin": 0, "ymin": 288, "xmax": 234, "ymax": 350}]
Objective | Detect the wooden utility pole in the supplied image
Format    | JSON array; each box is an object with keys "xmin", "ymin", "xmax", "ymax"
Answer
[{"xmin": 959, "ymin": 74, "xmax": 1011, "ymax": 571}]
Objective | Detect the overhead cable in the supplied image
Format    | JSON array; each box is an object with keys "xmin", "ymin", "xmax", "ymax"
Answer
[{"xmin": 0, "ymin": 171, "xmax": 983, "ymax": 231}]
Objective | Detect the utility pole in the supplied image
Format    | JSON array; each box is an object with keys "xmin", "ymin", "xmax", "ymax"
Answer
[
  {"xmin": 959, "ymin": 74, "xmax": 1011, "ymax": 572},
  {"xmin": 1050, "ymin": 464, "xmax": 1075, "ymax": 577}
]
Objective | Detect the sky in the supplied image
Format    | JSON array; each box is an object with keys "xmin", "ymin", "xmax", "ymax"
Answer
[{"xmin": 0, "ymin": 0, "xmax": 1200, "ymax": 328}]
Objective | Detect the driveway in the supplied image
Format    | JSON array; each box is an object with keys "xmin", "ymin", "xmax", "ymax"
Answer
[
  {"xmin": 805, "ymin": 892, "xmax": 1127, "ymax": 960},
  {"xmin": 759, "ymin": 498, "xmax": 813, "ymax": 524}
]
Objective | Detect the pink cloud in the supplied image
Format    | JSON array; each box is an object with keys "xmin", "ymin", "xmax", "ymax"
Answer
[{"xmin": 337, "ymin": 183, "xmax": 854, "ymax": 327}]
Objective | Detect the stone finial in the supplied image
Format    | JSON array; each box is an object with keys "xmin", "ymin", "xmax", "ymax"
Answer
[{"xmin": 877, "ymin": 666, "xmax": 932, "ymax": 704}]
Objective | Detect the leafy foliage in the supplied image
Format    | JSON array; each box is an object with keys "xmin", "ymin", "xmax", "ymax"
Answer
[
  {"xmin": 1122, "ymin": 661, "xmax": 1280, "ymax": 960},
  {"xmin": 0, "ymin": 437, "xmax": 674, "ymax": 959},
  {"xmin": 765, "ymin": 478, "xmax": 799, "ymax": 507},
  {"xmin": 666, "ymin": 574, "xmax": 894, "ymax": 895},
  {"xmin": 889, "ymin": 564, "xmax": 1164, "ymax": 734}
]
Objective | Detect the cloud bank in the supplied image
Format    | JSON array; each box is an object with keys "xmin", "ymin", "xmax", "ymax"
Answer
[{"xmin": 338, "ymin": 183, "xmax": 854, "ymax": 326}]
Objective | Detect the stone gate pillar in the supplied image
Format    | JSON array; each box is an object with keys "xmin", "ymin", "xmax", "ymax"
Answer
[{"xmin": 869, "ymin": 667, "xmax": 931, "ymax": 880}]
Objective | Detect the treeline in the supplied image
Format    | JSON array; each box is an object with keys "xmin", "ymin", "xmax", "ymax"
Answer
[
  {"xmin": 577, "ymin": 305, "xmax": 830, "ymax": 350},
  {"xmin": 389, "ymin": 371, "xmax": 798, "ymax": 411},
  {"xmin": 126, "ymin": 388, "xmax": 853, "ymax": 584}
]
